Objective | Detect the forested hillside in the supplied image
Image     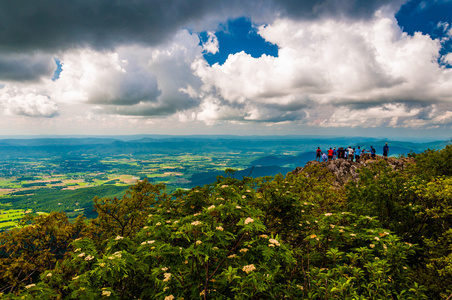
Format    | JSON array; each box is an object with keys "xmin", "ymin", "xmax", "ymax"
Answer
[{"xmin": 1, "ymin": 145, "xmax": 452, "ymax": 299}]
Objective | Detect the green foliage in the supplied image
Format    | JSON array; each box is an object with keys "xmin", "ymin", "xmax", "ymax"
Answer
[
  {"xmin": 87, "ymin": 179, "xmax": 167, "ymax": 240},
  {"xmin": 344, "ymin": 145, "xmax": 452, "ymax": 299},
  {"xmin": 1, "ymin": 168, "xmax": 428, "ymax": 299},
  {"xmin": 417, "ymin": 229, "xmax": 452, "ymax": 299},
  {"xmin": 6, "ymin": 144, "xmax": 452, "ymax": 298},
  {"xmin": 345, "ymin": 160, "xmax": 423, "ymax": 242},
  {"xmin": 0, "ymin": 212, "xmax": 85, "ymax": 294},
  {"xmin": 409, "ymin": 144, "xmax": 452, "ymax": 178}
]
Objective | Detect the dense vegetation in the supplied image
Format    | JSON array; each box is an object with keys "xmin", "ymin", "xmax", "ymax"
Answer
[{"xmin": 1, "ymin": 145, "xmax": 452, "ymax": 299}]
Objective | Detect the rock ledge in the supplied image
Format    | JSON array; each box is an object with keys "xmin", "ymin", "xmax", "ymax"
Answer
[{"xmin": 291, "ymin": 154, "xmax": 414, "ymax": 186}]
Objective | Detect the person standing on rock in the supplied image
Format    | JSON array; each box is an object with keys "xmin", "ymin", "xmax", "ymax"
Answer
[
  {"xmin": 322, "ymin": 152, "xmax": 328, "ymax": 162},
  {"xmin": 316, "ymin": 147, "xmax": 322, "ymax": 161},
  {"xmin": 370, "ymin": 146, "xmax": 376, "ymax": 159},
  {"xmin": 328, "ymin": 148, "xmax": 333, "ymax": 161},
  {"xmin": 348, "ymin": 147, "xmax": 354, "ymax": 162},
  {"xmin": 355, "ymin": 146, "xmax": 362, "ymax": 162},
  {"xmin": 333, "ymin": 147, "xmax": 337, "ymax": 160},
  {"xmin": 383, "ymin": 143, "xmax": 389, "ymax": 159}
]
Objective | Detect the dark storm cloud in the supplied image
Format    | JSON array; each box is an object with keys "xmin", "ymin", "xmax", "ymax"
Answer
[
  {"xmin": 0, "ymin": 0, "xmax": 216, "ymax": 52},
  {"xmin": 0, "ymin": 54, "xmax": 55, "ymax": 81},
  {"xmin": 0, "ymin": 0, "xmax": 406, "ymax": 52},
  {"xmin": 270, "ymin": 0, "xmax": 406, "ymax": 20}
]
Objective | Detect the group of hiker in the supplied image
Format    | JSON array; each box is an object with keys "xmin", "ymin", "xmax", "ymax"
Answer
[{"xmin": 315, "ymin": 143, "xmax": 389, "ymax": 162}]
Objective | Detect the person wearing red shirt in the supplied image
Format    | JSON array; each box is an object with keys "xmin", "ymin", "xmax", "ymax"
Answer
[
  {"xmin": 316, "ymin": 147, "xmax": 321, "ymax": 161},
  {"xmin": 328, "ymin": 148, "xmax": 334, "ymax": 161}
]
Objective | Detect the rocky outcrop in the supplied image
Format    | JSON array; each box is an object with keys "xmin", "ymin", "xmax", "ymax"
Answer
[{"xmin": 292, "ymin": 155, "xmax": 415, "ymax": 187}]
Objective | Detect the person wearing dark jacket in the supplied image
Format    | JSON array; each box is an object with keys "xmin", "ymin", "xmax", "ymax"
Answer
[{"xmin": 383, "ymin": 143, "xmax": 389, "ymax": 159}]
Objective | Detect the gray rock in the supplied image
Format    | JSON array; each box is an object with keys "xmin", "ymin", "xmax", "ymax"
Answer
[{"xmin": 291, "ymin": 155, "xmax": 414, "ymax": 186}]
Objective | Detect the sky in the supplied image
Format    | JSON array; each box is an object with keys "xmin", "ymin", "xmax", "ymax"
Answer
[{"xmin": 0, "ymin": 0, "xmax": 452, "ymax": 140}]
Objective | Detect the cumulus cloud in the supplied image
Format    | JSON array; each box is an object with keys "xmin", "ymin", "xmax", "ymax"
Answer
[
  {"xmin": 0, "ymin": 86, "xmax": 59, "ymax": 117},
  {"xmin": 189, "ymin": 9, "xmax": 452, "ymax": 128},
  {"xmin": 316, "ymin": 104, "xmax": 421, "ymax": 128},
  {"xmin": 49, "ymin": 29, "xmax": 203, "ymax": 117},
  {"xmin": 202, "ymin": 32, "xmax": 219, "ymax": 54},
  {"xmin": 51, "ymin": 49, "xmax": 161, "ymax": 106}
]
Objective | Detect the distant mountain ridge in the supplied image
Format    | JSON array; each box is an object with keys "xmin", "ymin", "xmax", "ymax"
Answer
[{"xmin": 0, "ymin": 136, "xmax": 447, "ymax": 159}]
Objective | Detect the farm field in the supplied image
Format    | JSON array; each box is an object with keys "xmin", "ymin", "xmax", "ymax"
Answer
[
  {"xmin": 0, "ymin": 208, "xmax": 27, "ymax": 230},
  {"xmin": 0, "ymin": 151, "xmax": 287, "ymax": 227}
]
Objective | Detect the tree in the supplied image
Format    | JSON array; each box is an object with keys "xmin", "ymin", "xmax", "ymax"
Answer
[
  {"xmin": 87, "ymin": 179, "xmax": 167, "ymax": 241},
  {"xmin": 0, "ymin": 212, "xmax": 85, "ymax": 294}
]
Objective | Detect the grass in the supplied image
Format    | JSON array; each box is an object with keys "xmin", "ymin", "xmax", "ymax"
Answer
[{"xmin": 0, "ymin": 209, "xmax": 26, "ymax": 229}]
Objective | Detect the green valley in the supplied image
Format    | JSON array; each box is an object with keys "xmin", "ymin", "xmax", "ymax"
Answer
[{"xmin": 0, "ymin": 135, "xmax": 448, "ymax": 229}]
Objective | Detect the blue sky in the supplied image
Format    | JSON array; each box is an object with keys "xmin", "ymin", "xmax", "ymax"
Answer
[
  {"xmin": 199, "ymin": 18, "xmax": 279, "ymax": 66},
  {"xmin": 0, "ymin": 0, "xmax": 451, "ymax": 140}
]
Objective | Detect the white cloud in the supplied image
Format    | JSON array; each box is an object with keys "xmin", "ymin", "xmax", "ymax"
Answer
[
  {"xmin": 316, "ymin": 104, "xmax": 421, "ymax": 128},
  {"xmin": 51, "ymin": 48, "xmax": 160, "ymax": 106},
  {"xmin": 444, "ymin": 53, "xmax": 452, "ymax": 64},
  {"xmin": 202, "ymin": 31, "xmax": 219, "ymax": 54},
  {"xmin": 0, "ymin": 86, "xmax": 59, "ymax": 117},
  {"xmin": 189, "ymin": 9, "xmax": 452, "ymax": 128},
  {"xmin": 48, "ymin": 29, "xmax": 203, "ymax": 116}
]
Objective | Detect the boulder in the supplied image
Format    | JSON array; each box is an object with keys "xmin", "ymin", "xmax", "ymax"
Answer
[{"xmin": 291, "ymin": 155, "xmax": 414, "ymax": 186}]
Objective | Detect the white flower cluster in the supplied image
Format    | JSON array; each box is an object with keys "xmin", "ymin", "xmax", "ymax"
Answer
[
  {"xmin": 163, "ymin": 272, "xmax": 171, "ymax": 282},
  {"xmin": 108, "ymin": 251, "xmax": 122, "ymax": 260},
  {"xmin": 269, "ymin": 238, "xmax": 281, "ymax": 247},
  {"xmin": 216, "ymin": 226, "xmax": 224, "ymax": 231},
  {"xmin": 207, "ymin": 205, "xmax": 215, "ymax": 210},
  {"xmin": 242, "ymin": 264, "xmax": 256, "ymax": 274},
  {"xmin": 115, "ymin": 235, "xmax": 124, "ymax": 240},
  {"xmin": 141, "ymin": 240, "xmax": 155, "ymax": 245},
  {"xmin": 244, "ymin": 217, "xmax": 254, "ymax": 225},
  {"xmin": 191, "ymin": 221, "xmax": 202, "ymax": 226}
]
